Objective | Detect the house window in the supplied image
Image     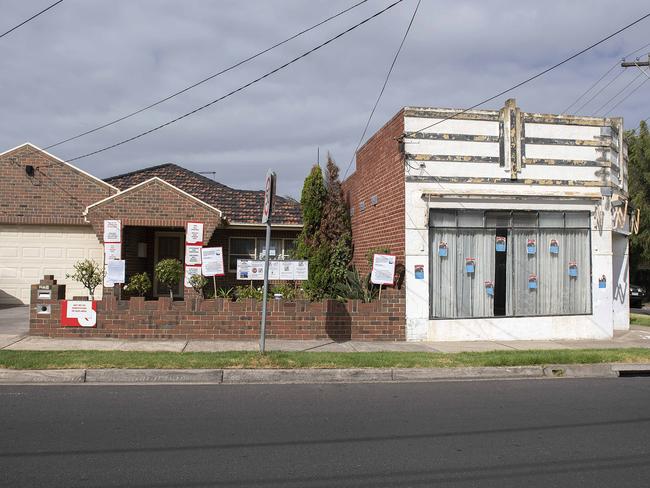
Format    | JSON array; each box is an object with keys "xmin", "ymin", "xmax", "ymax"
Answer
[
  {"xmin": 228, "ymin": 237, "xmax": 298, "ymax": 271},
  {"xmin": 228, "ymin": 237, "xmax": 256, "ymax": 271},
  {"xmin": 429, "ymin": 210, "xmax": 591, "ymax": 319}
]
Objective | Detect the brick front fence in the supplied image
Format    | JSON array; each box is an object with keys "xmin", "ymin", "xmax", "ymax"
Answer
[{"xmin": 30, "ymin": 277, "xmax": 406, "ymax": 341}]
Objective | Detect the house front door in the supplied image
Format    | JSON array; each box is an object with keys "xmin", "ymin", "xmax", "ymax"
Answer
[{"xmin": 154, "ymin": 231, "xmax": 184, "ymax": 298}]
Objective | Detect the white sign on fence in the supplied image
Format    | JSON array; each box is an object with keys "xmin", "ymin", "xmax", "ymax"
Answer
[
  {"xmin": 201, "ymin": 247, "xmax": 224, "ymax": 277},
  {"xmin": 370, "ymin": 254, "xmax": 396, "ymax": 285},
  {"xmin": 104, "ymin": 242, "xmax": 121, "ymax": 261},
  {"xmin": 103, "ymin": 220, "xmax": 121, "ymax": 243},
  {"xmin": 236, "ymin": 260, "xmax": 308, "ymax": 281},
  {"xmin": 184, "ymin": 265, "xmax": 202, "ymax": 287},
  {"xmin": 185, "ymin": 245, "xmax": 202, "ymax": 265},
  {"xmin": 186, "ymin": 222, "xmax": 204, "ymax": 244},
  {"xmin": 107, "ymin": 259, "xmax": 126, "ymax": 284}
]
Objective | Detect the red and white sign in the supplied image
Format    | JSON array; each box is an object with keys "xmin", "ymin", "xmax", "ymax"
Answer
[
  {"xmin": 201, "ymin": 247, "xmax": 225, "ymax": 277},
  {"xmin": 186, "ymin": 222, "xmax": 204, "ymax": 245},
  {"xmin": 103, "ymin": 220, "xmax": 121, "ymax": 243},
  {"xmin": 185, "ymin": 245, "xmax": 202, "ymax": 265},
  {"xmin": 370, "ymin": 254, "xmax": 396, "ymax": 285},
  {"xmin": 184, "ymin": 265, "xmax": 202, "ymax": 288},
  {"xmin": 60, "ymin": 300, "xmax": 97, "ymax": 328},
  {"xmin": 262, "ymin": 170, "xmax": 276, "ymax": 224},
  {"xmin": 104, "ymin": 242, "xmax": 121, "ymax": 261}
]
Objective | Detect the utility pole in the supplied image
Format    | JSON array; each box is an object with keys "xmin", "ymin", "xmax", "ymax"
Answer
[{"xmin": 621, "ymin": 55, "xmax": 650, "ymax": 69}]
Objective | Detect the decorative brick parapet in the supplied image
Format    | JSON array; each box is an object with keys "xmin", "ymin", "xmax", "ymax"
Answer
[{"xmin": 29, "ymin": 289, "xmax": 406, "ymax": 341}]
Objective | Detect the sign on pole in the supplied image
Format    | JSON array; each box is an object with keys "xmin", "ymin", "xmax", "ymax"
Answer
[
  {"xmin": 103, "ymin": 220, "xmax": 121, "ymax": 243},
  {"xmin": 186, "ymin": 222, "xmax": 204, "ymax": 245},
  {"xmin": 107, "ymin": 259, "xmax": 126, "ymax": 284},
  {"xmin": 370, "ymin": 254, "xmax": 396, "ymax": 285},
  {"xmin": 201, "ymin": 247, "xmax": 225, "ymax": 277},
  {"xmin": 184, "ymin": 265, "xmax": 202, "ymax": 288},
  {"xmin": 262, "ymin": 170, "xmax": 276, "ymax": 224},
  {"xmin": 260, "ymin": 170, "xmax": 276, "ymax": 353}
]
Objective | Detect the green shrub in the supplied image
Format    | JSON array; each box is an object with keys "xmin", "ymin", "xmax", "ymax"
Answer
[
  {"xmin": 154, "ymin": 259, "xmax": 183, "ymax": 299},
  {"xmin": 235, "ymin": 285, "xmax": 264, "ymax": 301},
  {"xmin": 66, "ymin": 259, "xmax": 105, "ymax": 299},
  {"xmin": 271, "ymin": 283, "xmax": 304, "ymax": 301},
  {"xmin": 188, "ymin": 274, "xmax": 208, "ymax": 298},
  {"xmin": 334, "ymin": 268, "xmax": 378, "ymax": 303},
  {"xmin": 124, "ymin": 272, "xmax": 151, "ymax": 297},
  {"xmin": 216, "ymin": 287, "xmax": 234, "ymax": 300}
]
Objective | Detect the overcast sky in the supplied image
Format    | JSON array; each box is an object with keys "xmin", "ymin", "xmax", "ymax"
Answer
[{"xmin": 1, "ymin": 0, "xmax": 649, "ymax": 198}]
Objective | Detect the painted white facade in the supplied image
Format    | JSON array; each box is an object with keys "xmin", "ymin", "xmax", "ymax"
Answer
[{"xmin": 401, "ymin": 100, "xmax": 631, "ymax": 341}]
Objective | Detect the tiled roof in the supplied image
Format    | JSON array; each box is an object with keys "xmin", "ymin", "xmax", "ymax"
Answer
[{"xmin": 104, "ymin": 163, "xmax": 302, "ymax": 225}]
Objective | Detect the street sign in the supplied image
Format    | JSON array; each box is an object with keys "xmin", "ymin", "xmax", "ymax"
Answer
[{"xmin": 262, "ymin": 170, "xmax": 276, "ymax": 224}]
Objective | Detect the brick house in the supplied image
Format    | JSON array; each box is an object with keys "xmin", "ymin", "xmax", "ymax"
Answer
[
  {"xmin": 344, "ymin": 99, "xmax": 633, "ymax": 341},
  {"xmin": 0, "ymin": 143, "xmax": 301, "ymax": 305}
]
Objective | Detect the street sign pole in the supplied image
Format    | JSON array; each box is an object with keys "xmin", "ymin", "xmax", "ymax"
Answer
[
  {"xmin": 260, "ymin": 219, "xmax": 271, "ymax": 353},
  {"xmin": 260, "ymin": 170, "xmax": 276, "ymax": 354}
]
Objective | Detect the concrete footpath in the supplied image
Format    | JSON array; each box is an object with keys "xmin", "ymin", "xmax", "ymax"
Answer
[
  {"xmin": 2, "ymin": 326, "xmax": 650, "ymax": 353},
  {"xmin": 2, "ymin": 306, "xmax": 650, "ymax": 384}
]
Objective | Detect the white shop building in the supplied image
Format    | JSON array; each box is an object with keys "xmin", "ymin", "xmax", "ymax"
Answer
[{"xmin": 345, "ymin": 99, "xmax": 633, "ymax": 341}]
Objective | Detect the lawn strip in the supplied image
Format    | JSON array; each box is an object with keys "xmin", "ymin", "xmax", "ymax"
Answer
[
  {"xmin": 630, "ymin": 313, "xmax": 650, "ymax": 327},
  {"xmin": 1, "ymin": 348, "xmax": 650, "ymax": 370}
]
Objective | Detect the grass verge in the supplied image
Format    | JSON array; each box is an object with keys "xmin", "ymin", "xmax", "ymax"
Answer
[
  {"xmin": 1, "ymin": 348, "xmax": 650, "ymax": 370},
  {"xmin": 630, "ymin": 313, "xmax": 650, "ymax": 327}
]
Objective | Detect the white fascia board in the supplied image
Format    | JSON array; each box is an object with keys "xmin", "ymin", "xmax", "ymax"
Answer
[
  {"xmin": 0, "ymin": 142, "xmax": 119, "ymax": 192},
  {"xmin": 84, "ymin": 177, "xmax": 223, "ymax": 217}
]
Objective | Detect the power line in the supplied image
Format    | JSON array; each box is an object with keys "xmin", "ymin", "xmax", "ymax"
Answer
[
  {"xmin": 572, "ymin": 67, "xmax": 626, "ymax": 114},
  {"xmin": 402, "ymin": 11, "xmax": 650, "ymax": 139},
  {"xmin": 43, "ymin": 0, "xmax": 370, "ymax": 151},
  {"xmin": 0, "ymin": 0, "xmax": 63, "ymax": 40},
  {"xmin": 592, "ymin": 69, "xmax": 645, "ymax": 115},
  {"xmin": 561, "ymin": 61, "xmax": 619, "ymax": 114},
  {"xmin": 566, "ymin": 42, "xmax": 650, "ymax": 115},
  {"xmin": 604, "ymin": 69, "xmax": 650, "ymax": 116},
  {"xmin": 623, "ymin": 40, "xmax": 650, "ymax": 59},
  {"xmin": 343, "ymin": 0, "xmax": 421, "ymax": 179},
  {"xmin": 66, "ymin": 0, "xmax": 406, "ymax": 163}
]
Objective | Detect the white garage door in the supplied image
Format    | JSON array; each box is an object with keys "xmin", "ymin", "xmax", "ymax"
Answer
[{"xmin": 0, "ymin": 225, "xmax": 104, "ymax": 306}]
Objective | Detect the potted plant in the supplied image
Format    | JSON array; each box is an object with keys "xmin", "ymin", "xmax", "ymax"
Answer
[
  {"xmin": 154, "ymin": 258, "xmax": 183, "ymax": 299},
  {"xmin": 66, "ymin": 259, "xmax": 105, "ymax": 300},
  {"xmin": 124, "ymin": 272, "xmax": 152, "ymax": 298},
  {"xmin": 189, "ymin": 273, "xmax": 208, "ymax": 299}
]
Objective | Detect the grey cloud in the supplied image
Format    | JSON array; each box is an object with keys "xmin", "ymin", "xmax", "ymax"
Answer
[{"xmin": 2, "ymin": 0, "xmax": 649, "ymax": 198}]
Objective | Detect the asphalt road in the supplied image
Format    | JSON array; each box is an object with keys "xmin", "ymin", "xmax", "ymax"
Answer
[{"xmin": 2, "ymin": 378, "xmax": 650, "ymax": 487}]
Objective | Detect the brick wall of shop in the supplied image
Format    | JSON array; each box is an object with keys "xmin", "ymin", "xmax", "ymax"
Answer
[
  {"xmin": 342, "ymin": 110, "xmax": 405, "ymax": 275},
  {"xmin": 30, "ymin": 289, "xmax": 406, "ymax": 342}
]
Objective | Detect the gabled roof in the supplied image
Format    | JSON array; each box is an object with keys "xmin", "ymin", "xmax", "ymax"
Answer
[
  {"xmin": 1, "ymin": 143, "xmax": 119, "ymax": 192},
  {"xmin": 85, "ymin": 177, "xmax": 224, "ymax": 217},
  {"xmin": 105, "ymin": 163, "xmax": 302, "ymax": 226}
]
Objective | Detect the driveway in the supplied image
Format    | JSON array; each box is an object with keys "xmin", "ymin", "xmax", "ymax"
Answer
[{"xmin": 0, "ymin": 305, "xmax": 29, "ymax": 347}]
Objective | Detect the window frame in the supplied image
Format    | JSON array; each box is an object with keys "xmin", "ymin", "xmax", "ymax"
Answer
[
  {"xmin": 228, "ymin": 237, "xmax": 298, "ymax": 272},
  {"xmin": 428, "ymin": 210, "xmax": 593, "ymax": 320}
]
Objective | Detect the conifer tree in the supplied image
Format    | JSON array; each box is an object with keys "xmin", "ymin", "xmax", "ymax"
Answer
[
  {"xmin": 295, "ymin": 157, "xmax": 353, "ymax": 299},
  {"xmin": 295, "ymin": 165, "xmax": 328, "ymax": 298},
  {"xmin": 320, "ymin": 155, "xmax": 352, "ymax": 286}
]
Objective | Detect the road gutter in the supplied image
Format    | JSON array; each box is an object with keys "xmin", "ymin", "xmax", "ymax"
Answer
[{"xmin": 2, "ymin": 363, "xmax": 648, "ymax": 384}]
